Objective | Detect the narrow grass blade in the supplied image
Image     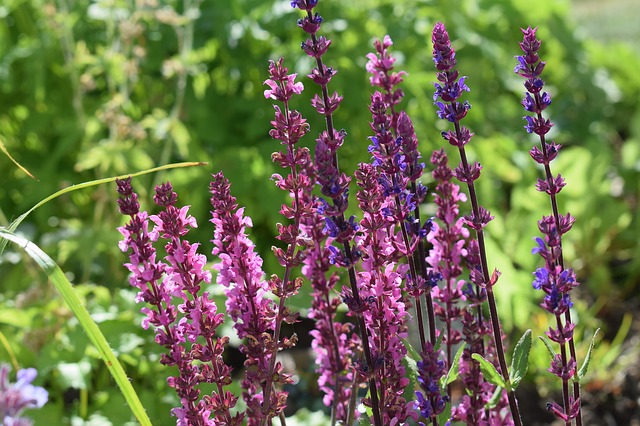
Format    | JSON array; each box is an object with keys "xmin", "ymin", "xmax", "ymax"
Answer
[
  {"xmin": 0, "ymin": 161, "xmax": 207, "ymax": 255},
  {"xmin": 0, "ymin": 137, "xmax": 37, "ymax": 180},
  {"xmin": 0, "ymin": 229, "xmax": 152, "ymax": 426}
]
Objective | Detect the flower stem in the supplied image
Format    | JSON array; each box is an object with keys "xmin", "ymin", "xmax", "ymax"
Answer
[
  {"xmin": 538, "ymin": 121, "xmax": 582, "ymax": 425},
  {"xmin": 304, "ymin": 10, "xmax": 382, "ymax": 424},
  {"xmin": 456, "ymin": 138, "xmax": 523, "ymax": 426}
]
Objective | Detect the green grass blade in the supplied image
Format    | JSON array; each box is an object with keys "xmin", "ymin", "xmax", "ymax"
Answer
[
  {"xmin": 0, "ymin": 161, "xmax": 207, "ymax": 256},
  {"xmin": 0, "ymin": 229, "xmax": 152, "ymax": 426},
  {"xmin": 1, "ymin": 137, "xmax": 37, "ymax": 180}
]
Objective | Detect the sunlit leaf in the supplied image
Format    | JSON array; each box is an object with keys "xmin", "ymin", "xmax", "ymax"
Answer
[
  {"xmin": 471, "ymin": 353, "xmax": 506, "ymax": 389},
  {"xmin": 577, "ymin": 328, "xmax": 600, "ymax": 381}
]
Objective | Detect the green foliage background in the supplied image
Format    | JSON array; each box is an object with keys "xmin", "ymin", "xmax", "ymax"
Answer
[{"xmin": 1, "ymin": 0, "xmax": 638, "ymax": 423}]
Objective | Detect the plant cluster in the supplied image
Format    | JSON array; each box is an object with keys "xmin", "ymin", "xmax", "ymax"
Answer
[
  {"xmin": 3, "ymin": 0, "xmax": 640, "ymax": 424},
  {"xmin": 114, "ymin": 1, "xmax": 600, "ymax": 425}
]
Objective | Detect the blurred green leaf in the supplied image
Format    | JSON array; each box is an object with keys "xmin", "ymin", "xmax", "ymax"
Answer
[
  {"xmin": 486, "ymin": 386, "xmax": 504, "ymax": 410},
  {"xmin": 57, "ymin": 360, "xmax": 91, "ymax": 389}
]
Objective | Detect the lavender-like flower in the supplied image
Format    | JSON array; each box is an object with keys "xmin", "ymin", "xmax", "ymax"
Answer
[
  {"xmin": 302, "ymin": 208, "xmax": 362, "ymax": 423},
  {"xmin": 0, "ymin": 365, "xmax": 48, "ymax": 426},
  {"xmin": 365, "ymin": 35, "xmax": 407, "ymax": 128},
  {"xmin": 117, "ymin": 178, "xmax": 241, "ymax": 426},
  {"xmin": 427, "ymin": 149, "xmax": 468, "ymax": 368},
  {"xmin": 365, "ymin": 36, "xmax": 437, "ymax": 354},
  {"xmin": 414, "ymin": 342, "xmax": 448, "ymax": 423},
  {"xmin": 261, "ymin": 56, "xmax": 317, "ymax": 425},
  {"xmin": 292, "ymin": 2, "xmax": 383, "ymax": 424},
  {"xmin": 265, "ymin": 43, "xmax": 358, "ymax": 421},
  {"xmin": 432, "ymin": 22, "xmax": 523, "ymax": 425},
  {"xmin": 298, "ymin": 125, "xmax": 361, "ymax": 422},
  {"xmin": 516, "ymin": 26, "xmax": 581, "ymax": 424},
  {"xmin": 354, "ymin": 163, "xmax": 415, "ymax": 424},
  {"xmin": 209, "ymin": 173, "xmax": 292, "ymax": 425}
]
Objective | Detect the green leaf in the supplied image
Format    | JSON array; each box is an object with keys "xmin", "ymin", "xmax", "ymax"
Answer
[
  {"xmin": 402, "ymin": 337, "xmax": 422, "ymax": 362},
  {"xmin": 436, "ymin": 399, "xmax": 452, "ymax": 425},
  {"xmin": 442, "ymin": 344, "xmax": 465, "ymax": 390},
  {"xmin": 577, "ymin": 328, "xmax": 601, "ymax": 381},
  {"xmin": 509, "ymin": 329, "xmax": 532, "ymax": 389},
  {"xmin": 0, "ymin": 229, "xmax": 152, "ymax": 426},
  {"xmin": 538, "ymin": 334, "xmax": 558, "ymax": 359},
  {"xmin": 403, "ymin": 353, "xmax": 418, "ymax": 378},
  {"xmin": 471, "ymin": 353, "xmax": 506, "ymax": 389},
  {"xmin": 170, "ymin": 119, "xmax": 191, "ymax": 159},
  {"xmin": 433, "ymin": 330, "xmax": 445, "ymax": 352},
  {"xmin": 485, "ymin": 386, "xmax": 504, "ymax": 410},
  {"xmin": 193, "ymin": 73, "xmax": 211, "ymax": 100},
  {"xmin": 401, "ymin": 338, "xmax": 421, "ymax": 406}
]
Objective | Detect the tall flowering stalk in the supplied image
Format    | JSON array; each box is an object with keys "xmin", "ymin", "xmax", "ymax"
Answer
[
  {"xmin": 302, "ymin": 200, "xmax": 362, "ymax": 424},
  {"xmin": 365, "ymin": 35, "xmax": 436, "ymax": 352},
  {"xmin": 427, "ymin": 149, "xmax": 468, "ymax": 368},
  {"xmin": 431, "ymin": 22, "xmax": 523, "ymax": 425},
  {"xmin": 298, "ymin": 118, "xmax": 361, "ymax": 423},
  {"xmin": 353, "ymin": 163, "xmax": 415, "ymax": 424},
  {"xmin": 515, "ymin": 26, "xmax": 581, "ymax": 424},
  {"xmin": 210, "ymin": 174, "xmax": 294, "ymax": 425},
  {"xmin": 292, "ymin": 1, "xmax": 382, "ymax": 424},
  {"xmin": 364, "ymin": 37, "xmax": 448, "ymax": 424},
  {"xmin": 463, "ymin": 241, "xmax": 514, "ymax": 425},
  {"xmin": 117, "ymin": 178, "xmax": 240, "ymax": 425},
  {"xmin": 262, "ymin": 56, "xmax": 316, "ymax": 424},
  {"xmin": 299, "ymin": 126, "xmax": 362, "ymax": 422},
  {"xmin": 428, "ymin": 150, "xmax": 512, "ymax": 424},
  {"xmin": 268, "ymin": 53, "xmax": 358, "ymax": 426}
]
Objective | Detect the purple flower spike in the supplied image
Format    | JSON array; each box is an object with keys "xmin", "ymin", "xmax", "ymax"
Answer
[
  {"xmin": 354, "ymin": 163, "xmax": 416, "ymax": 425},
  {"xmin": 516, "ymin": 26, "xmax": 583, "ymax": 423},
  {"xmin": 118, "ymin": 177, "xmax": 242, "ymax": 425},
  {"xmin": 432, "ymin": 23, "xmax": 472, "ymax": 123},
  {"xmin": 433, "ymin": 22, "xmax": 522, "ymax": 425},
  {"xmin": 264, "ymin": 59, "xmax": 304, "ymax": 103},
  {"xmin": 415, "ymin": 342, "xmax": 448, "ymax": 421},
  {"xmin": 427, "ymin": 149, "xmax": 469, "ymax": 367},
  {"xmin": 210, "ymin": 173, "xmax": 291, "ymax": 424}
]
